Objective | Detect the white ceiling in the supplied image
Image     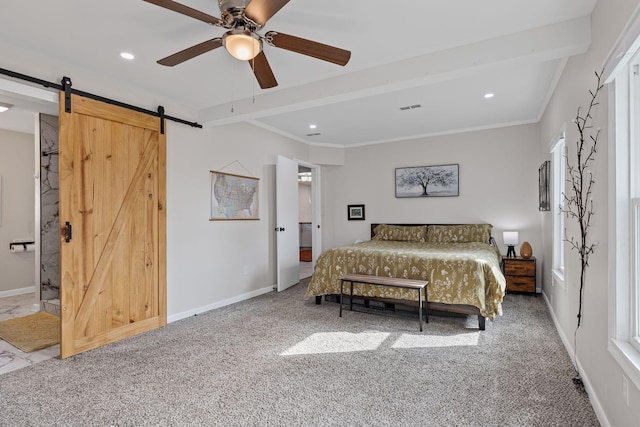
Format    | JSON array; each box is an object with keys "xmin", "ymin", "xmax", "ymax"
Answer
[{"xmin": 0, "ymin": 0, "xmax": 596, "ymax": 146}]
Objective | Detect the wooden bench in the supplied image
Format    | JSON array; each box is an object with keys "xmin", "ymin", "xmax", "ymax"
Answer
[{"xmin": 339, "ymin": 273, "xmax": 429, "ymax": 331}]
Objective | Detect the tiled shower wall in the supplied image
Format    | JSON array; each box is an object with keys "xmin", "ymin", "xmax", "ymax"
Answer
[{"xmin": 40, "ymin": 113, "xmax": 59, "ymax": 301}]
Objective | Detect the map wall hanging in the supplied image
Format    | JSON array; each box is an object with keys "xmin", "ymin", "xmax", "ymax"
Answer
[{"xmin": 210, "ymin": 171, "xmax": 259, "ymax": 220}]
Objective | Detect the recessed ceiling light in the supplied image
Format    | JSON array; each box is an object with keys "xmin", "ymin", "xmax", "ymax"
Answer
[
  {"xmin": 0, "ymin": 102, "xmax": 13, "ymax": 113},
  {"xmin": 309, "ymin": 124, "xmax": 317, "ymax": 129},
  {"xmin": 484, "ymin": 93, "xmax": 494, "ymax": 99},
  {"xmin": 120, "ymin": 52, "xmax": 135, "ymax": 60}
]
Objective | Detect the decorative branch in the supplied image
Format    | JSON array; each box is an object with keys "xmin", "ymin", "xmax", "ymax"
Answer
[{"xmin": 561, "ymin": 70, "xmax": 603, "ymax": 328}]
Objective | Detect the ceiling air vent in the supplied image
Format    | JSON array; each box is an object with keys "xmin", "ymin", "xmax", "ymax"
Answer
[
  {"xmin": 306, "ymin": 132, "xmax": 321, "ymax": 137},
  {"xmin": 399, "ymin": 104, "xmax": 422, "ymax": 111}
]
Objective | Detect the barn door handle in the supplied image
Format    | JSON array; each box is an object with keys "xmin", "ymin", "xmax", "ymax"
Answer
[
  {"xmin": 274, "ymin": 227, "xmax": 285, "ymax": 232},
  {"xmin": 65, "ymin": 221, "xmax": 72, "ymax": 242}
]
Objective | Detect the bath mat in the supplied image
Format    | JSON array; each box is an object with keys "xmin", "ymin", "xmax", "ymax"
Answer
[{"xmin": 0, "ymin": 311, "xmax": 60, "ymax": 352}]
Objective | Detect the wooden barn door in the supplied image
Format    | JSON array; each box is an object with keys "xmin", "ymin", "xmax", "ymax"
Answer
[{"xmin": 59, "ymin": 93, "xmax": 166, "ymax": 358}]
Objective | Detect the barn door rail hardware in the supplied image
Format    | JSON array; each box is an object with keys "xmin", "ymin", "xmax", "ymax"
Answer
[{"xmin": 0, "ymin": 67, "xmax": 202, "ymax": 133}]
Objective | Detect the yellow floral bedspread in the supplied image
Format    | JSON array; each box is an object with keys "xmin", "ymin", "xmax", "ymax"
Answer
[{"xmin": 305, "ymin": 240, "xmax": 506, "ymax": 320}]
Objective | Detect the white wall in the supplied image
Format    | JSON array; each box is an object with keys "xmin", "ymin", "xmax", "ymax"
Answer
[
  {"xmin": 165, "ymin": 121, "xmax": 309, "ymax": 320},
  {"xmin": 322, "ymin": 124, "xmax": 542, "ymax": 280},
  {"xmin": 539, "ymin": 0, "xmax": 640, "ymax": 425},
  {"xmin": 0, "ymin": 129, "xmax": 35, "ymax": 295}
]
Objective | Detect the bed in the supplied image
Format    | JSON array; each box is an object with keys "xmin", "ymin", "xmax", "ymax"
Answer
[{"xmin": 305, "ymin": 223, "xmax": 506, "ymax": 330}]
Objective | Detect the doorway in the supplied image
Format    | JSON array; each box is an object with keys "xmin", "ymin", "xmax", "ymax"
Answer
[
  {"xmin": 298, "ymin": 165, "xmax": 313, "ymax": 279},
  {"xmin": 275, "ymin": 156, "xmax": 321, "ymax": 291},
  {"xmin": 0, "ymin": 109, "xmax": 58, "ymax": 374},
  {"xmin": 0, "ymin": 78, "xmax": 58, "ymax": 320}
]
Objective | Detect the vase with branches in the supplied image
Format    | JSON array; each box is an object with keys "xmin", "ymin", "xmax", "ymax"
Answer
[{"xmin": 562, "ymin": 70, "xmax": 604, "ymax": 328}]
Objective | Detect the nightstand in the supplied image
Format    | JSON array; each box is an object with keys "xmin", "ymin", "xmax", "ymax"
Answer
[{"xmin": 503, "ymin": 256, "xmax": 536, "ymax": 295}]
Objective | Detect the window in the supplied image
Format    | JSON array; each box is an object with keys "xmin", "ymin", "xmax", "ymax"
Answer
[
  {"xmin": 551, "ymin": 133, "xmax": 566, "ymax": 285},
  {"xmin": 606, "ymin": 15, "xmax": 640, "ymax": 389},
  {"xmin": 633, "ymin": 197, "xmax": 640, "ymax": 352},
  {"xmin": 631, "ymin": 54, "xmax": 640, "ymax": 354}
]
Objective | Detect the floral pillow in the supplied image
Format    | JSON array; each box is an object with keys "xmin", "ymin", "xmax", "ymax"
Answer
[
  {"xmin": 372, "ymin": 224, "xmax": 428, "ymax": 242},
  {"xmin": 426, "ymin": 224, "xmax": 493, "ymax": 244}
]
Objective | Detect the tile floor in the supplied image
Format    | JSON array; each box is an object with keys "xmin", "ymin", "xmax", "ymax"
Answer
[{"xmin": 0, "ymin": 293, "xmax": 60, "ymax": 375}]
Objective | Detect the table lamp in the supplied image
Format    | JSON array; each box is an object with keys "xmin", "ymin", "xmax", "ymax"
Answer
[{"xmin": 503, "ymin": 231, "xmax": 519, "ymax": 258}]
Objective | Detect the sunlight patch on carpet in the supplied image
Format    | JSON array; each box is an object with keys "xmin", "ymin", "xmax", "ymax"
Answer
[
  {"xmin": 281, "ymin": 332, "xmax": 390, "ymax": 356},
  {"xmin": 391, "ymin": 332, "xmax": 479, "ymax": 349}
]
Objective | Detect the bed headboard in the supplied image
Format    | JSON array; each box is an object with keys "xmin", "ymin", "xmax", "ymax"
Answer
[
  {"xmin": 370, "ymin": 223, "xmax": 462, "ymax": 239},
  {"xmin": 370, "ymin": 223, "xmax": 497, "ymax": 247}
]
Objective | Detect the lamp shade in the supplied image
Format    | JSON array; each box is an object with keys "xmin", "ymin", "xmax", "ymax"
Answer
[
  {"xmin": 224, "ymin": 31, "xmax": 261, "ymax": 61},
  {"xmin": 503, "ymin": 231, "xmax": 519, "ymax": 245}
]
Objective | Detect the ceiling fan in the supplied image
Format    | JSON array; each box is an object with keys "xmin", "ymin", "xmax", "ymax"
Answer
[{"xmin": 143, "ymin": 0, "xmax": 352, "ymax": 89}]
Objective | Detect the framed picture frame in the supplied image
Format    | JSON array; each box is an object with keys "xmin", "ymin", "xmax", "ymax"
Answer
[
  {"xmin": 210, "ymin": 170, "xmax": 259, "ymax": 220},
  {"xmin": 347, "ymin": 204, "xmax": 365, "ymax": 220},
  {"xmin": 539, "ymin": 160, "xmax": 550, "ymax": 211},
  {"xmin": 395, "ymin": 164, "xmax": 459, "ymax": 198}
]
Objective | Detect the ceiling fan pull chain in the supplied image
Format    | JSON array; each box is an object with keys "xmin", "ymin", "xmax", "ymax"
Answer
[
  {"xmin": 252, "ymin": 55, "xmax": 256, "ymax": 104},
  {"xmin": 231, "ymin": 58, "xmax": 235, "ymax": 113}
]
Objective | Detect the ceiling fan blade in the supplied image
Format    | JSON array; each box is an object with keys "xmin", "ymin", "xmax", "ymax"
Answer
[
  {"xmin": 244, "ymin": 0, "xmax": 290, "ymax": 26},
  {"xmin": 249, "ymin": 51, "xmax": 278, "ymax": 89},
  {"xmin": 143, "ymin": 0, "xmax": 221, "ymax": 25},
  {"xmin": 265, "ymin": 32, "xmax": 351, "ymax": 66},
  {"xmin": 158, "ymin": 38, "xmax": 223, "ymax": 66}
]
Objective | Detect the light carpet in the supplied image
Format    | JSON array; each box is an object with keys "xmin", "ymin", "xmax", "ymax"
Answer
[
  {"xmin": 0, "ymin": 278, "xmax": 599, "ymax": 426},
  {"xmin": 0, "ymin": 311, "xmax": 60, "ymax": 352}
]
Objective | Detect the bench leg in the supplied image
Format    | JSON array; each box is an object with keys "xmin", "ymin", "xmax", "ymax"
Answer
[
  {"xmin": 424, "ymin": 288, "xmax": 429, "ymax": 324},
  {"xmin": 350, "ymin": 282, "xmax": 354, "ymax": 311},
  {"xmin": 339, "ymin": 281, "xmax": 344, "ymax": 317},
  {"xmin": 478, "ymin": 315, "xmax": 486, "ymax": 331},
  {"xmin": 315, "ymin": 296, "xmax": 322, "ymax": 305},
  {"xmin": 418, "ymin": 289, "xmax": 423, "ymax": 332}
]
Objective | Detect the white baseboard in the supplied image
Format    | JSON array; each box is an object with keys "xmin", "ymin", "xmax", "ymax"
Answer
[
  {"xmin": 0, "ymin": 286, "xmax": 35, "ymax": 298},
  {"xmin": 541, "ymin": 290, "xmax": 611, "ymax": 427},
  {"xmin": 167, "ymin": 285, "xmax": 274, "ymax": 324}
]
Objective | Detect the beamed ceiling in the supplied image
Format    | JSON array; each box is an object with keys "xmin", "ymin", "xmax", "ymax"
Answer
[{"xmin": 0, "ymin": 0, "xmax": 596, "ymax": 146}]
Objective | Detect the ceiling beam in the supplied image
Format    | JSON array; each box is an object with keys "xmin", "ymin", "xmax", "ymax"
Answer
[{"xmin": 199, "ymin": 16, "xmax": 591, "ymax": 127}]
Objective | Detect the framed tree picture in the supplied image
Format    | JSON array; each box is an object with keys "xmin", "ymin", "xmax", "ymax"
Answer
[
  {"xmin": 539, "ymin": 160, "xmax": 550, "ymax": 211},
  {"xmin": 395, "ymin": 164, "xmax": 459, "ymax": 198}
]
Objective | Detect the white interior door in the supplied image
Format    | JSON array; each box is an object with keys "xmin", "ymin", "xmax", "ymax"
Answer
[
  {"xmin": 276, "ymin": 155, "xmax": 299, "ymax": 291},
  {"xmin": 310, "ymin": 165, "xmax": 322, "ymax": 265}
]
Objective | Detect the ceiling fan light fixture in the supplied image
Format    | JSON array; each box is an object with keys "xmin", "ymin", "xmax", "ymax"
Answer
[{"xmin": 224, "ymin": 30, "xmax": 262, "ymax": 61}]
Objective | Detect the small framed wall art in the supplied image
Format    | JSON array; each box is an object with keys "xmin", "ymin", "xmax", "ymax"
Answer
[
  {"xmin": 348, "ymin": 204, "xmax": 365, "ymax": 220},
  {"xmin": 539, "ymin": 160, "xmax": 550, "ymax": 211}
]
